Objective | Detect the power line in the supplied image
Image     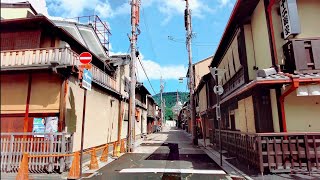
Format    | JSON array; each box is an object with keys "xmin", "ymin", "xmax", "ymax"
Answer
[
  {"xmin": 141, "ymin": 5, "xmax": 162, "ymax": 77},
  {"xmin": 137, "ymin": 56, "xmax": 157, "ymax": 95}
]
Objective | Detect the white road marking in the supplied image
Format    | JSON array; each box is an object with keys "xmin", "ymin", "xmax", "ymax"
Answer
[{"xmin": 119, "ymin": 168, "xmax": 226, "ymax": 175}]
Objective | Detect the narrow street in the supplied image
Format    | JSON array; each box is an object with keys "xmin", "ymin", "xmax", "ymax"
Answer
[{"xmin": 90, "ymin": 127, "xmax": 227, "ymax": 180}]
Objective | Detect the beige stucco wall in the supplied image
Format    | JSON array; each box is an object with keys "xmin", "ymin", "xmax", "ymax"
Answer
[
  {"xmin": 284, "ymin": 88, "xmax": 320, "ymax": 132},
  {"xmin": 236, "ymin": 96, "xmax": 255, "ymax": 133},
  {"xmin": 270, "ymin": 89, "xmax": 280, "ymax": 132},
  {"xmin": 29, "ymin": 73, "xmax": 61, "ymax": 113},
  {"xmin": 1, "ymin": 73, "xmax": 28, "ymax": 114},
  {"xmin": 135, "ymin": 107, "xmax": 147, "ymax": 137},
  {"xmin": 271, "ymin": 0, "xmax": 320, "ymax": 66},
  {"xmin": 217, "ymin": 30, "xmax": 241, "ymax": 85},
  {"xmin": 1, "ymin": 8, "xmax": 34, "ymax": 19},
  {"xmin": 121, "ymin": 102, "xmax": 129, "ymax": 139},
  {"xmin": 251, "ymin": 0, "xmax": 273, "ymax": 70},
  {"xmin": 66, "ymin": 76, "xmax": 119, "ymax": 151},
  {"xmin": 199, "ymin": 86, "xmax": 207, "ymax": 113},
  {"xmin": 1, "ymin": 73, "xmax": 61, "ymax": 114},
  {"xmin": 194, "ymin": 57, "xmax": 211, "ymax": 88},
  {"xmin": 243, "ymin": 24, "xmax": 257, "ymax": 80},
  {"xmin": 296, "ymin": 0, "xmax": 320, "ymax": 39}
]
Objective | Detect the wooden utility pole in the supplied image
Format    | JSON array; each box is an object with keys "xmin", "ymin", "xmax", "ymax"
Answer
[
  {"xmin": 128, "ymin": 0, "xmax": 140, "ymax": 152},
  {"xmin": 185, "ymin": 0, "xmax": 198, "ymax": 145}
]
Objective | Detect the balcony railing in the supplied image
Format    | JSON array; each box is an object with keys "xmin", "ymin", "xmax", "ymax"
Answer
[
  {"xmin": 214, "ymin": 130, "xmax": 320, "ymax": 174},
  {"xmin": 0, "ymin": 47, "xmax": 117, "ymax": 91},
  {"xmin": 0, "ymin": 47, "xmax": 80, "ymax": 69},
  {"xmin": 283, "ymin": 38, "xmax": 320, "ymax": 73}
]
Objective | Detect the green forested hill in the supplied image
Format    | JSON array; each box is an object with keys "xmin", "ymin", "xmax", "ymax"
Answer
[{"xmin": 153, "ymin": 92, "xmax": 189, "ymax": 120}]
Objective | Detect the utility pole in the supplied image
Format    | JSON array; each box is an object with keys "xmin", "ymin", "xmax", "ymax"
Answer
[
  {"xmin": 185, "ymin": 0, "xmax": 198, "ymax": 145},
  {"xmin": 128, "ymin": 0, "xmax": 140, "ymax": 152},
  {"xmin": 160, "ymin": 77, "xmax": 164, "ymax": 127}
]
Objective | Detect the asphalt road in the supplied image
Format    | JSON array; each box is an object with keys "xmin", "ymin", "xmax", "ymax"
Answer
[{"xmin": 89, "ymin": 127, "xmax": 228, "ymax": 180}]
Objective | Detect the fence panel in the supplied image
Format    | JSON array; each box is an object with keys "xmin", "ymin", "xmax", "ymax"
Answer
[
  {"xmin": 215, "ymin": 130, "xmax": 320, "ymax": 174},
  {"xmin": 0, "ymin": 132, "xmax": 73, "ymax": 173}
]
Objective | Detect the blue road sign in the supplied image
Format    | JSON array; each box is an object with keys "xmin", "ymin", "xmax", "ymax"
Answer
[{"xmin": 82, "ymin": 69, "xmax": 92, "ymax": 91}]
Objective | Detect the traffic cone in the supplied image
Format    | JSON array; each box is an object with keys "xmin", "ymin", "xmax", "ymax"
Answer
[
  {"xmin": 68, "ymin": 152, "xmax": 80, "ymax": 179},
  {"xmin": 120, "ymin": 140, "xmax": 125, "ymax": 153},
  {"xmin": 89, "ymin": 148, "xmax": 99, "ymax": 170},
  {"xmin": 16, "ymin": 153, "xmax": 29, "ymax": 180},
  {"xmin": 112, "ymin": 142, "xmax": 119, "ymax": 158},
  {"xmin": 100, "ymin": 144, "xmax": 109, "ymax": 162}
]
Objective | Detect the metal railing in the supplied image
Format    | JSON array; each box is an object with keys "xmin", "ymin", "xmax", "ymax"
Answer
[
  {"xmin": 214, "ymin": 130, "xmax": 320, "ymax": 174},
  {"xmin": 0, "ymin": 132, "xmax": 73, "ymax": 173}
]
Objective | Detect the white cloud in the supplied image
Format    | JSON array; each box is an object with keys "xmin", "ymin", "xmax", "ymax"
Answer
[
  {"xmin": 95, "ymin": 1, "xmax": 130, "ymax": 19},
  {"xmin": 137, "ymin": 54, "xmax": 187, "ymax": 82},
  {"xmin": 217, "ymin": 0, "xmax": 234, "ymax": 8},
  {"xmin": 144, "ymin": 0, "xmax": 215, "ymax": 25}
]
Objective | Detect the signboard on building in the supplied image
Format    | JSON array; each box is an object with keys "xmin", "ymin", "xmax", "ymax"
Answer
[
  {"xmin": 82, "ymin": 68, "xmax": 92, "ymax": 91},
  {"xmin": 279, "ymin": 0, "xmax": 301, "ymax": 39},
  {"xmin": 33, "ymin": 118, "xmax": 45, "ymax": 137}
]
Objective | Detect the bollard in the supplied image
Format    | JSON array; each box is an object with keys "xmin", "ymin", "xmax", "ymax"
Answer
[
  {"xmin": 68, "ymin": 152, "xmax": 80, "ymax": 179},
  {"xmin": 16, "ymin": 153, "xmax": 29, "ymax": 180},
  {"xmin": 89, "ymin": 148, "xmax": 99, "ymax": 170},
  {"xmin": 100, "ymin": 144, "xmax": 109, "ymax": 162},
  {"xmin": 120, "ymin": 140, "xmax": 125, "ymax": 153}
]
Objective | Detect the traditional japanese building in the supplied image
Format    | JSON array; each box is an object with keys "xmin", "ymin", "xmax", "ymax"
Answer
[{"xmin": 188, "ymin": 0, "xmax": 320, "ymax": 174}]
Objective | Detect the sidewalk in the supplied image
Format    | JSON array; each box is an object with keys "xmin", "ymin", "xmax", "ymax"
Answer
[{"xmin": 183, "ymin": 131, "xmax": 252, "ymax": 180}]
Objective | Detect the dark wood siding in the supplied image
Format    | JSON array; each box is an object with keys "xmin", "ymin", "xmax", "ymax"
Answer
[{"xmin": 253, "ymin": 87, "xmax": 274, "ymax": 133}]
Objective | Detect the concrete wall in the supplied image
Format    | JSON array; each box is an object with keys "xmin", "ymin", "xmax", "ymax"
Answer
[
  {"xmin": 66, "ymin": 76, "xmax": 119, "ymax": 151},
  {"xmin": 251, "ymin": 0, "xmax": 273, "ymax": 71},
  {"xmin": 284, "ymin": 88, "xmax": 320, "ymax": 132}
]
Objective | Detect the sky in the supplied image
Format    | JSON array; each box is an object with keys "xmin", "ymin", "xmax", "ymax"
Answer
[{"xmin": 5, "ymin": 0, "xmax": 236, "ymax": 95}]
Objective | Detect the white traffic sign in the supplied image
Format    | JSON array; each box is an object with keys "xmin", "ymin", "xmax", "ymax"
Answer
[{"xmin": 214, "ymin": 85, "xmax": 224, "ymax": 95}]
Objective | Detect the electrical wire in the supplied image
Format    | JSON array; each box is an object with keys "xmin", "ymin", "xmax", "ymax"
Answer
[
  {"xmin": 137, "ymin": 56, "xmax": 157, "ymax": 95},
  {"xmin": 141, "ymin": 5, "xmax": 162, "ymax": 78}
]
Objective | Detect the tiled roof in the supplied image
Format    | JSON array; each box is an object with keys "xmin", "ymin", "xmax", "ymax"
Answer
[{"xmin": 256, "ymin": 73, "xmax": 320, "ymax": 81}]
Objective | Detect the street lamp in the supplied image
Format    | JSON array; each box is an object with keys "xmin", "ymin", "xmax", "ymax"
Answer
[{"xmin": 209, "ymin": 67, "xmax": 226, "ymax": 166}]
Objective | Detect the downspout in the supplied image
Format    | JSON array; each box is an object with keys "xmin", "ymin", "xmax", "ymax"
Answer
[
  {"xmin": 279, "ymin": 75, "xmax": 299, "ymax": 132},
  {"xmin": 267, "ymin": 0, "xmax": 280, "ymax": 72}
]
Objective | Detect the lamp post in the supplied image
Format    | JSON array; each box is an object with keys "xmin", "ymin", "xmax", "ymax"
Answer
[{"xmin": 210, "ymin": 67, "xmax": 225, "ymax": 166}]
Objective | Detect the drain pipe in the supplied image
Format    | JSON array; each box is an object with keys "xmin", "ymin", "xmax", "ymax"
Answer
[
  {"xmin": 267, "ymin": 0, "xmax": 280, "ymax": 72},
  {"xmin": 279, "ymin": 75, "xmax": 299, "ymax": 132}
]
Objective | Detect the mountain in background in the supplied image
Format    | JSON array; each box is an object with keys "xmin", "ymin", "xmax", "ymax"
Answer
[{"xmin": 153, "ymin": 92, "xmax": 189, "ymax": 120}]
